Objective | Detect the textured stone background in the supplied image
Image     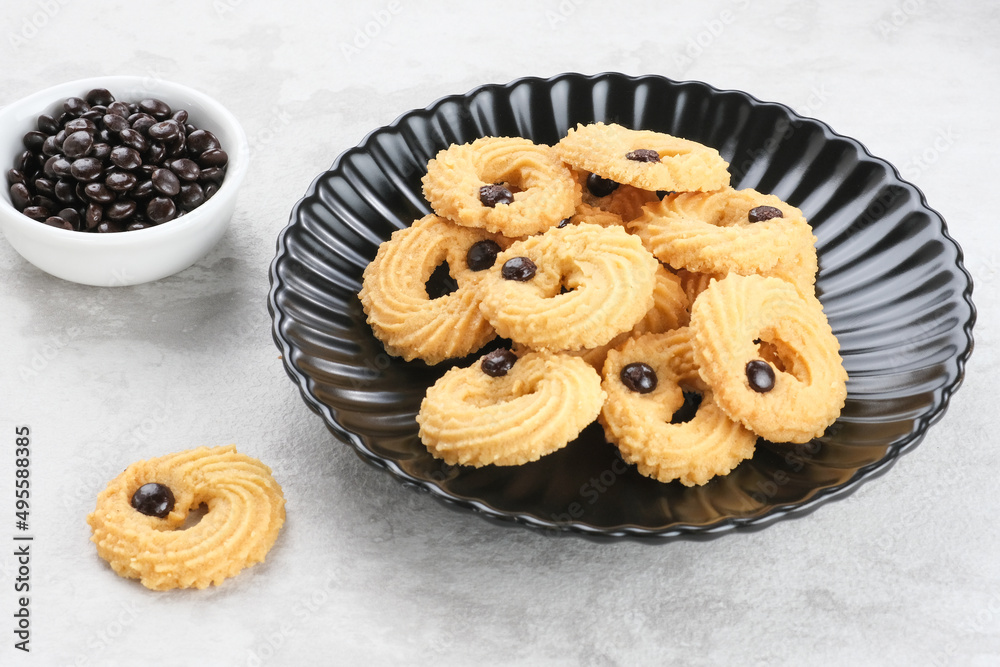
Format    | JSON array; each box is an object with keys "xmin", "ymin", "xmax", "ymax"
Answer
[{"xmin": 0, "ymin": 1, "xmax": 996, "ymax": 665}]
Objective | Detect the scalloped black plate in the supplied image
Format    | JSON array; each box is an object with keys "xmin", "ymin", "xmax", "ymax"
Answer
[{"xmin": 268, "ymin": 73, "xmax": 975, "ymax": 540}]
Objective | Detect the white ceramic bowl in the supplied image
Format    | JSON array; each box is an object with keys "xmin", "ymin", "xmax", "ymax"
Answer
[{"xmin": 0, "ymin": 76, "xmax": 248, "ymax": 286}]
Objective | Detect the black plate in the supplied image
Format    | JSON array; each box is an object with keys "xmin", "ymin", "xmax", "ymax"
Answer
[{"xmin": 268, "ymin": 73, "xmax": 975, "ymax": 539}]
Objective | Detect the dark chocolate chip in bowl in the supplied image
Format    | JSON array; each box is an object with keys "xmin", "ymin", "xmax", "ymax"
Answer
[
  {"xmin": 118, "ymin": 128, "xmax": 147, "ymax": 153},
  {"xmin": 138, "ymin": 98, "xmax": 172, "ymax": 120},
  {"xmin": 85, "ymin": 88, "xmax": 115, "ymax": 107},
  {"xmin": 105, "ymin": 170, "xmax": 137, "ymax": 193},
  {"xmin": 186, "ymin": 129, "xmax": 221, "ymax": 154},
  {"xmin": 746, "ymin": 359, "xmax": 776, "ymax": 393},
  {"xmin": 83, "ymin": 182, "xmax": 114, "ymax": 203},
  {"xmin": 585, "ymin": 172, "xmax": 619, "ymax": 198},
  {"xmin": 620, "ymin": 362, "xmax": 658, "ymax": 394},
  {"xmin": 625, "ymin": 148, "xmax": 661, "ymax": 163},
  {"xmin": 110, "ymin": 146, "xmax": 142, "ymax": 170},
  {"xmin": 10, "ymin": 183, "xmax": 31, "ymax": 209},
  {"xmin": 168, "ymin": 158, "xmax": 200, "ymax": 182},
  {"xmin": 22, "ymin": 130, "xmax": 47, "ymax": 153},
  {"xmin": 177, "ymin": 183, "xmax": 205, "ymax": 211},
  {"xmin": 44, "ymin": 215, "xmax": 73, "ymax": 230},
  {"xmin": 466, "ymin": 240, "xmax": 502, "ymax": 271},
  {"xmin": 747, "ymin": 205, "xmax": 783, "ymax": 223},
  {"xmin": 501, "ymin": 256, "xmax": 536, "ymax": 281},
  {"xmin": 69, "ymin": 157, "xmax": 103, "ymax": 182},
  {"xmin": 62, "ymin": 97, "xmax": 90, "ymax": 118},
  {"xmin": 479, "ymin": 183, "xmax": 513, "ymax": 208},
  {"xmin": 146, "ymin": 196, "xmax": 178, "ymax": 224},
  {"xmin": 37, "ymin": 113, "xmax": 59, "ymax": 135},
  {"xmin": 103, "ymin": 113, "xmax": 129, "ymax": 134},
  {"xmin": 130, "ymin": 482, "xmax": 175, "ymax": 518},
  {"xmin": 481, "ymin": 348, "xmax": 518, "ymax": 377},
  {"xmin": 62, "ymin": 130, "xmax": 94, "ymax": 159},
  {"xmin": 148, "ymin": 120, "xmax": 182, "ymax": 142},
  {"xmin": 152, "ymin": 168, "xmax": 181, "ymax": 196},
  {"xmin": 21, "ymin": 206, "xmax": 50, "ymax": 221}
]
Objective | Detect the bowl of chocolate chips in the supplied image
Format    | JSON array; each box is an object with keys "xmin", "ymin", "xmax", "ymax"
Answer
[{"xmin": 0, "ymin": 76, "xmax": 248, "ymax": 286}]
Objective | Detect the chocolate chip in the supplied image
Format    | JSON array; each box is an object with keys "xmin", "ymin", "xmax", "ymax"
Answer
[
  {"xmin": 177, "ymin": 183, "xmax": 205, "ymax": 210},
  {"xmin": 83, "ymin": 182, "xmax": 114, "ymax": 203},
  {"xmin": 62, "ymin": 97, "xmax": 90, "ymax": 118},
  {"xmin": 479, "ymin": 183, "xmax": 514, "ymax": 207},
  {"xmin": 148, "ymin": 120, "xmax": 182, "ymax": 142},
  {"xmin": 106, "ymin": 199, "xmax": 137, "ymax": 221},
  {"xmin": 585, "ymin": 173, "xmax": 619, "ymax": 198},
  {"xmin": 481, "ymin": 348, "xmax": 517, "ymax": 377},
  {"xmin": 105, "ymin": 170, "xmax": 137, "ymax": 193},
  {"xmin": 130, "ymin": 482, "xmax": 175, "ymax": 518},
  {"xmin": 620, "ymin": 362, "xmax": 658, "ymax": 394},
  {"xmin": 10, "ymin": 183, "xmax": 31, "ymax": 209},
  {"xmin": 186, "ymin": 129, "xmax": 220, "ymax": 154},
  {"xmin": 85, "ymin": 88, "xmax": 115, "ymax": 107},
  {"xmin": 501, "ymin": 256, "xmax": 536, "ymax": 281},
  {"xmin": 138, "ymin": 98, "xmax": 172, "ymax": 120},
  {"xmin": 146, "ymin": 196, "xmax": 177, "ymax": 224},
  {"xmin": 557, "ymin": 218, "xmax": 572, "ymax": 228},
  {"xmin": 44, "ymin": 215, "xmax": 73, "ymax": 230},
  {"xmin": 152, "ymin": 168, "xmax": 180, "ymax": 196},
  {"xmin": 466, "ymin": 240, "xmax": 501, "ymax": 271},
  {"xmin": 747, "ymin": 206, "xmax": 783, "ymax": 223},
  {"xmin": 110, "ymin": 146, "xmax": 142, "ymax": 170},
  {"xmin": 64, "ymin": 118, "xmax": 97, "ymax": 134},
  {"xmin": 69, "ymin": 157, "xmax": 103, "ymax": 182},
  {"xmin": 746, "ymin": 360, "xmax": 776, "ymax": 392},
  {"xmin": 62, "ymin": 130, "xmax": 94, "ymax": 159},
  {"xmin": 625, "ymin": 148, "xmax": 661, "ymax": 163},
  {"xmin": 168, "ymin": 158, "xmax": 200, "ymax": 182},
  {"xmin": 22, "ymin": 131, "xmax": 46, "ymax": 153},
  {"xmin": 37, "ymin": 114, "xmax": 59, "ymax": 135}
]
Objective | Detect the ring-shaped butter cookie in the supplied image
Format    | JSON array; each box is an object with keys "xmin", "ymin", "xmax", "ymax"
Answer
[
  {"xmin": 359, "ymin": 214, "xmax": 509, "ymax": 364},
  {"xmin": 556, "ymin": 122, "xmax": 730, "ymax": 192},
  {"xmin": 416, "ymin": 350, "xmax": 605, "ymax": 467},
  {"xmin": 689, "ymin": 274, "xmax": 847, "ymax": 443},
  {"xmin": 628, "ymin": 188, "xmax": 818, "ymax": 291},
  {"xmin": 600, "ymin": 329, "xmax": 758, "ymax": 486},
  {"xmin": 421, "ymin": 136, "xmax": 580, "ymax": 237},
  {"xmin": 478, "ymin": 223, "xmax": 659, "ymax": 351},
  {"xmin": 87, "ymin": 445, "xmax": 285, "ymax": 591}
]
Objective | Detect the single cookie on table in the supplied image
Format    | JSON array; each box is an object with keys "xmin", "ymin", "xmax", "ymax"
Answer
[
  {"xmin": 87, "ymin": 445, "xmax": 285, "ymax": 591},
  {"xmin": 556, "ymin": 122, "xmax": 730, "ymax": 192},
  {"xmin": 421, "ymin": 136, "xmax": 581, "ymax": 237},
  {"xmin": 416, "ymin": 349, "xmax": 605, "ymax": 467},
  {"xmin": 628, "ymin": 188, "xmax": 819, "ymax": 293},
  {"xmin": 359, "ymin": 214, "xmax": 510, "ymax": 365},
  {"xmin": 477, "ymin": 222, "xmax": 659, "ymax": 351},
  {"xmin": 689, "ymin": 274, "xmax": 847, "ymax": 444},
  {"xmin": 600, "ymin": 329, "xmax": 758, "ymax": 486}
]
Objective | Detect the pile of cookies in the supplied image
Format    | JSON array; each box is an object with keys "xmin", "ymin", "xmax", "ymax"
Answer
[{"xmin": 359, "ymin": 122, "xmax": 847, "ymax": 486}]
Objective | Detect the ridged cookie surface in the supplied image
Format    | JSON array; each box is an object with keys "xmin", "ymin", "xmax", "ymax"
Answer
[
  {"xmin": 417, "ymin": 350, "xmax": 605, "ymax": 466},
  {"xmin": 600, "ymin": 329, "xmax": 757, "ymax": 486},
  {"xmin": 478, "ymin": 223, "xmax": 659, "ymax": 351},
  {"xmin": 359, "ymin": 214, "xmax": 508, "ymax": 364},
  {"xmin": 422, "ymin": 136, "xmax": 580, "ymax": 236},
  {"xmin": 689, "ymin": 274, "xmax": 847, "ymax": 443},
  {"xmin": 87, "ymin": 445, "xmax": 285, "ymax": 591},
  {"xmin": 556, "ymin": 122, "xmax": 730, "ymax": 192}
]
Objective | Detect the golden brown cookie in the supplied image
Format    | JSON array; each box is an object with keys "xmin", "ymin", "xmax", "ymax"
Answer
[
  {"xmin": 600, "ymin": 329, "xmax": 758, "ymax": 486},
  {"xmin": 628, "ymin": 188, "xmax": 817, "ymax": 286},
  {"xmin": 359, "ymin": 214, "xmax": 509, "ymax": 364},
  {"xmin": 421, "ymin": 136, "xmax": 580, "ymax": 237},
  {"xmin": 477, "ymin": 223, "xmax": 659, "ymax": 351},
  {"xmin": 87, "ymin": 445, "xmax": 285, "ymax": 591},
  {"xmin": 416, "ymin": 349, "xmax": 605, "ymax": 467},
  {"xmin": 556, "ymin": 122, "xmax": 730, "ymax": 192},
  {"xmin": 689, "ymin": 274, "xmax": 847, "ymax": 443}
]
